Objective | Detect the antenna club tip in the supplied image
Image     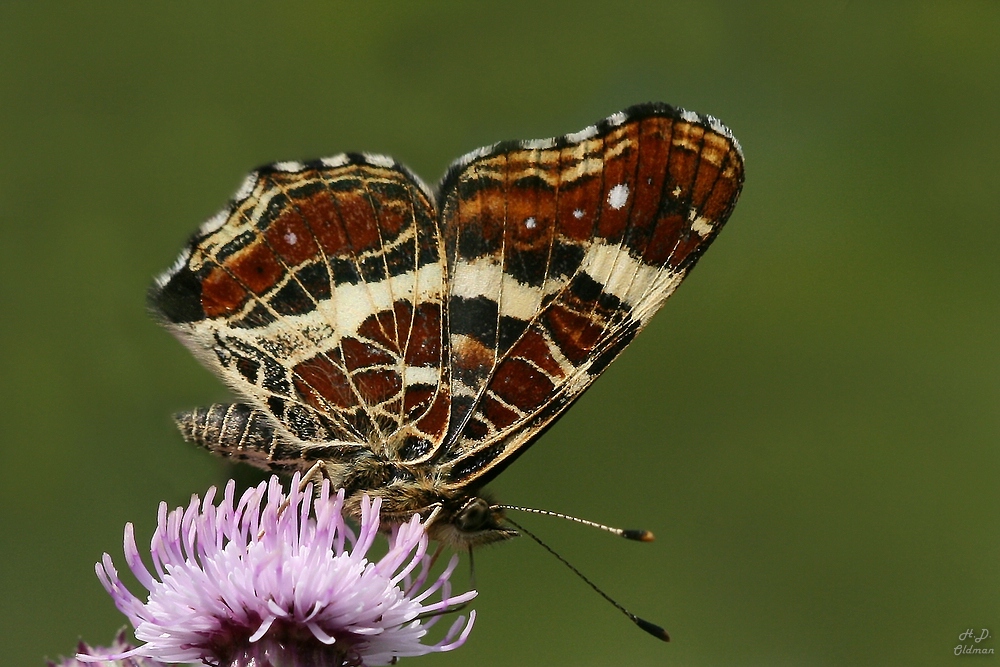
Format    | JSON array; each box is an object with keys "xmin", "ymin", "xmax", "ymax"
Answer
[
  {"xmin": 622, "ymin": 529, "xmax": 655, "ymax": 542},
  {"xmin": 635, "ymin": 617, "xmax": 670, "ymax": 642}
]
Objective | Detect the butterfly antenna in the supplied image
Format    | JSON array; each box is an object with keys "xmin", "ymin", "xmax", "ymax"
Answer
[
  {"xmin": 495, "ymin": 504, "xmax": 655, "ymax": 542},
  {"xmin": 503, "ymin": 515, "xmax": 669, "ymax": 642}
]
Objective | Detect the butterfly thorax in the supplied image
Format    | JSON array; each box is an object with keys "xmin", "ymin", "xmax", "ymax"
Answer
[
  {"xmin": 331, "ymin": 453, "xmax": 515, "ymax": 546},
  {"xmin": 351, "ymin": 483, "xmax": 517, "ymax": 548}
]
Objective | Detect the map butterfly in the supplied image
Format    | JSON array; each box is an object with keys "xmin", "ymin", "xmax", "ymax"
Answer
[{"xmin": 152, "ymin": 102, "xmax": 744, "ymax": 551}]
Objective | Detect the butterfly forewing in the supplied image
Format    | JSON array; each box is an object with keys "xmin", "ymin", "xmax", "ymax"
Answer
[{"xmin": 434, "ymin": 106, "xmax": 744, "ymax": 487}]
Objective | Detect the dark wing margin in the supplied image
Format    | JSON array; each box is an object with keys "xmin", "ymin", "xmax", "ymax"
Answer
[
  {"xmin": 150, "ymin": 154, "xmax": 453, "ymax": 462},
  {"xmin": 433, "ymin": 102, "xmax": 744, "ymax": 487}
]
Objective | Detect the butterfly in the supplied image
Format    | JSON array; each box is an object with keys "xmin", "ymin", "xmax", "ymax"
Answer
[{"xmin": 151, "ymin": 102, "xmax": 744, "ymax": 550}]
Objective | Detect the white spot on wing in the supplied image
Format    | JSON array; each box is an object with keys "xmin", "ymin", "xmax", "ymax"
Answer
[
  {"xmin": 708, "ymin": 115, "xmax": 730, "ymax": 137},
  {"xmin": 321, "ymin": 155, "xmax": 350, "ymax": 168},
  {"xmin": 155, "ymin": 248, "xmax": 191, "ymax": 287},
  {"xmin": 363, "ymin": 153, "xmax": 395, "ymax": 168},
  {"xmin": 199, "ymin": 210, "xmax": 229, "ymax": 236},
  {"xmin": 274, "ymin": 161, "xmax": 303, "ymax": 173},
  {"xmin": 234, "ymin": 173, "xmax": 257, "ymax": 201},
  {"xmin": 566, "ymin": 125, "xmax": 599, "ymax": 143},
  {"xmin": 403, "ymin": 365, "xmax": 440, "ymax": 387},
  {"xmin": 690, "ymin": 216, "xmax": 714, "ymax": 238},
  {"xmin": 525, "ymin": 217, "xmax": 536, "ymax": 229},
  {"xmin": 450, "ymin": 143, "xmax": 499, "ymax": 171},
  {"xmin": 285, "ymin": 231, "xmax": 298, "ymax": 245},
  {"xmin": 680, "ymin": 109, "xmax": 700, "ymax": 124},
  {"xmin": 607, "ymin": 183, "xmax": 629, "ymax": 210},
  {"xmin": 688, "ymin": 205, "xmax": 715, "ymax": 237},
  {"xmin": 730, "ymin": 135, "xmax": 745, "ymax": 159},
  {"xmin": 607, "ymin": 111, "xmax": 628, "ymax": 126},
  {"xmin": 523, "ymin": 137, "xmax": 557, "ymax": 150},
  {"xmin": 573, "ymin": 208, "xmax": 584, "ymax": 219}
]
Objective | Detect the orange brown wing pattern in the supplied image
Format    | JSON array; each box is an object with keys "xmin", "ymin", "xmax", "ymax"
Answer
[
  {"xmin": 152, "ymin": 155, "xmax": 453, "ymax": 468},
  {"xmin": 433, "ymin": 103, "xmax": 744, "ymax": 487}
]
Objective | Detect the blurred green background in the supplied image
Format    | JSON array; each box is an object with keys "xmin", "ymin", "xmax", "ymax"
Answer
[{"xmin": 2, "ymin": 3, "xmax": 998, "ymax": 666}]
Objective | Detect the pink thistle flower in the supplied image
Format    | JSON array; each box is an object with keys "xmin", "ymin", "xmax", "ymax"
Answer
[{"xmin": 80, "ymin": 474, "xmax": 476, "ymax": 667}]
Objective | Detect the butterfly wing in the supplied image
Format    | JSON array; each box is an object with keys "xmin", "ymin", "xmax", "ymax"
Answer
[
  {"xmin": 151, "ymin": 155, "xmax": 454, "ymax": 465},
  {"xmin": 431, "ymin": 103, "xmax": 744, "ymax": 488}
]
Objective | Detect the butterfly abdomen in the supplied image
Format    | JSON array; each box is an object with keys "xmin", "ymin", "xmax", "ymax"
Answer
[{"xmin": 174, "ymin": 403, "xmax": 300, "ymax": 471}]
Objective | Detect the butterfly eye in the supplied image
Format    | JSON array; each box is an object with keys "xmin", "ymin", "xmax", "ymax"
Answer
[{"xmin": 455, "ymin": 497, "xmax": 492, "ymax": 532}]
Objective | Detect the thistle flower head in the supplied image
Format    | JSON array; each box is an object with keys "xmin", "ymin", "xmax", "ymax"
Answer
[{"xmin": 81, "ymin": 474, "xmax": 476, "ymax": 667}]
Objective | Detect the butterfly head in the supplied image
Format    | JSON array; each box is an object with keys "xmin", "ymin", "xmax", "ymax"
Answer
[{"xmin": 427, "ymin": 495, "xmax": 519, "ymax": 548}]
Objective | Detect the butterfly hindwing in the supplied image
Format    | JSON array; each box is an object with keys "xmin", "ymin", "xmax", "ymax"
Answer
[{"xmin": 151, "ymin": 156, "xmax": 454, "ymax": 465}]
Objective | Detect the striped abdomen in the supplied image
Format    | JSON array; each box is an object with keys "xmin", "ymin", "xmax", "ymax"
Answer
[{"xmin": 174, "ymin": 403, "xmax": 299, "ymax": 471}]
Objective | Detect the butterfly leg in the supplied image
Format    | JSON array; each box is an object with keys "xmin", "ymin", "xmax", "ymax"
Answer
[
  {"xmin": 297, "ymin": 460, "xmax": 331, "ymax": 491},
  {"xmin": 262, "ymin": 461, "xmax": 331, "ymax": 534},
  {"xmin": 468, "ymin": 546, "xmax": 477, "ymax": 588}
]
